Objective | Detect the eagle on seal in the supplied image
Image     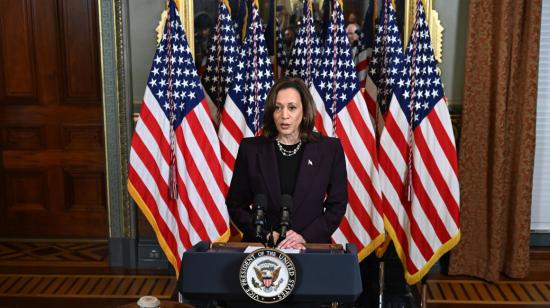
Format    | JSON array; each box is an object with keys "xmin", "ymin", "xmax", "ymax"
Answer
[{"xmin": 254, "ymin": 265, "xmax": 281, "ymax": 288}]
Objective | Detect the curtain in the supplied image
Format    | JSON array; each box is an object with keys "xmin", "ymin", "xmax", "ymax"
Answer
[{"xmin": 448, "ymin": 0, "xmax": 542, "ymax": 281}]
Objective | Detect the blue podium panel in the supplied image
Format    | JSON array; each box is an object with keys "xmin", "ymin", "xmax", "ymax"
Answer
[{"xmin": 177, "ymin": 241, "xmax": 362, "ymax": 304}]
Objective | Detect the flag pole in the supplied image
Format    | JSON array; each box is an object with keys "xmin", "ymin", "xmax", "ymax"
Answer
[
  {"xmin": 378, "ymin": 261, "xmax": 385, "ymax": 308},
  {"xmin": 373, "ymin": 0, "xmax": 377, "ymax": 30},
  {"xmin": 272, "ymin": 0, "xmax": 278, "ymax": 78},
  {"xmin": 404, "ymin": 0, "xmax": 410, "ymax": 48}
]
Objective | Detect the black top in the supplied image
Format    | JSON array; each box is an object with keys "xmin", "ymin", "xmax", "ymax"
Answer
[{"xmin": 274, "ymin": 140, "xmax": 304, "ymax": 195}]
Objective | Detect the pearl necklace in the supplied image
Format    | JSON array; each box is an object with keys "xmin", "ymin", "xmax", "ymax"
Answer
[{"xmin": 276, "ymin": 139, "xmax": 302, "ymax": 157}]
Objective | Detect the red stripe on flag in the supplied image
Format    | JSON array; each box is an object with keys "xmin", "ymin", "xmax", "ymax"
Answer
[
  {"xmin": 383, "ymin": 112, "xmax": 409, "ymax": 161},
  {"xmin": 343, "ymin": 100, "xmax": 378, "ymax": 167},
  {"xmin": 188, "ymin": 102, "xmax": 226, "ymax": 193},
  {"xmin": 336, "ymin": 118, "xmax": 382, "ymax": 216},
  {"xmin": 337, "ymin": 217, "xmax": 365, "ymax": 251},
  {"xmin": 427, "ymin": 109, "xmax": 459, "ymax": 177},
  {"xmin": 402, "ymin": 180, "xmax": 435, "ymax": 263},
  {"xmin": 176, "ymin": 125, "xmax": 228, "ymax": 236},
  {"xmin": 175, "ymin": 169, "xmax": 210, "ymax": 242},
  {"xmin": 130, "ymin": 133, "xmax": 192, "ymax": 247},
  {"xmin": 381, "ymin": 195, "xmax": 418, "ymax": 273},
  {"xmin": 185, "ymin": 108, "xmax": 229, "ymax": 232},
  {"xmin": 171, "ymin": 146, "xmax": 217, "ymax": 241},
  {"xmin": 410, "ymin": 166, "xmax": 452, "ymax": 244},
  {"xmin": 140, "ymin": 103, "xmax": 171, "ymax": 163},
  {"xmin": 314, "ymin": 111, "xmax": 328, "ymax": 136},
  {"xmin": 363, "ymin": 89, "xmax": 377, "ymax": 121},
  {"xmin": 347, "ymin": 181, "xmax": 380, "ymax": 240},
  {"xmin": 356, "ymin": 58, "xmax": 369, "ymax": 72},
  {"xmin": 220, "ymin": 143, "xmax": 235, "ymax": 173},
  {"xmin": 129, "ymin": 165, "xmax": 190, "ymax": 252},
  {"xmin": 380, "ymin": 144, "xmax": 434, "ymax": 268},
  {"xmin": 413, "ymin": 127, "xmax": 460, "ymax": 227},
  {"xmin": 378, "ymin": 147, "xmax": 409, "ymax": 207},
  {"xmin": 220, "ymin": 109, "xmax": 245, "ymax": 144}
]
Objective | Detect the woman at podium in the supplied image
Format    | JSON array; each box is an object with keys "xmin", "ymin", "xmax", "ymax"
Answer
[{"xmin": 226, "ymin": 77, "xmax": 348, "ymax": 250}]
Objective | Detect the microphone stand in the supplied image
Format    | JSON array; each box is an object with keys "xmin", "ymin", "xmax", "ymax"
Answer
[
  {"xmin": 266, "ymin": 227, "xmax": 275, "ymax": 248},
  {"xmin": 253, "ymin": 194, "xmax": 268, "ymax": 247},
  {"xmin": 276, "ymin": 195, "xmax": 292, "ymax": 247}
]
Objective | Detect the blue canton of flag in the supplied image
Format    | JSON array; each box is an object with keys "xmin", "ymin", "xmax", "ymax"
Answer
[
  {"xmin": 266, "ymin": 0, "xmax": 287, "ymax": 79},
  {"xmin": 219, "ymin": 1, "xmax": 274, "ymax": 187},
  {"xmin": 229, "ymin": 3, "xmax": 273, "ymax": 133},
  {"xmin": 148, "ymin": 4, "xmax": 203, "ymax": 126},
  {"xmin": 286, "ymin": 0, "xmax": 321, "ymax": 86},
  {"xmin": 276, "ymin": 26, "xmax": 288, "ymax": 69},
  {"xmin": 369, "ymin": 0, "xmax": 407, "ymax": 117},
  {"xmin": 401, "ymin": 4, "xmax": 443, "ymax": 128},
  {"xmin": 202, "ymin": 1, "xmax": 241, "ymax": 124},
  {"xmin": 313, "ymin": 1, "xmax": 358, "ymax": 124}
]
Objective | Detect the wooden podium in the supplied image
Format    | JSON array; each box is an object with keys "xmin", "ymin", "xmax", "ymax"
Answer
[{"xmin": 177, "ymin": 241, "xmax": 362, "ymax": 306}]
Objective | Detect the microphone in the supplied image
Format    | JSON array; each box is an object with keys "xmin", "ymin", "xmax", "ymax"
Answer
[
  {"xmin": 277, "ymin": 194, "xmax": 292, "ymax": 246},
  {"xmin": 252, "ymin": 194, "xmax": 267, "ymax": 244}
]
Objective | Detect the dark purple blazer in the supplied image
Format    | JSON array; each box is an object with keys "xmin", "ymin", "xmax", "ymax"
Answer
[{"xmin": 226, "ymin": 135, "xmax": 348, "ymax": 243}]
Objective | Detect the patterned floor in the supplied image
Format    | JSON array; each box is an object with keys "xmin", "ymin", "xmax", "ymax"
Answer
[
  {"xmin": 0, "ymin": 241, "xmax": 108, "ymax": 267},
  {"xmin": 425, "ymin": 279, "xmax": 550, "ymax": 306},
  {"xmin": 0, "ymin": 274, "xmax": 175, "ymax": 299},
  {"xmin": 0, "ymin": 240, "xmax": 175, "ymax": 306}
]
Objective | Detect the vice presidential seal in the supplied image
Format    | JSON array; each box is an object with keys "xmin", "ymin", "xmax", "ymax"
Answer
[{"xmin": 239, "ymin": 248, "xmax": 297, "ymax": 303}]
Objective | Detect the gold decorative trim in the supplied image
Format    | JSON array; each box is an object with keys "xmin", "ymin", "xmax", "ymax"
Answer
[
  {"xmin": 429, "ymin": 9, "xmax": 443, "ymax": 63},
  {"xmin": 404, "ymin": 0, "xmax": 443, "ymax": 63},
  {"xmin": 155, "ymin": 9, "xmax": 168, "ymax": 44},
  {"xmin": 178, "ymin": 0, "xmax": 194, "ymax": 58},
  {"xmin": 98, "ymin": 0, "xmax": 134, "ymax": 239},
  {"xmin": 113, "ymin": 0, "xmax": 133, "ymax": 238}
]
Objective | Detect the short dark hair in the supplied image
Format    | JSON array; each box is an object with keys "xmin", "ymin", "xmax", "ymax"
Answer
[{"xmin": 262, "ymin": 77, "xmax": 319, "ymax": 142}]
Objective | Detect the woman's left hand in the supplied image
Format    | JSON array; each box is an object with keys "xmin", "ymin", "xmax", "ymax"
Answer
[{"xmin": 277, "ymin": 230, "xmax": 306, "ymax": 249}]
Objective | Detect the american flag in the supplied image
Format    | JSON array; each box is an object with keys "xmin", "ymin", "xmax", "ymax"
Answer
[
  {"xmin": 355, "ymin": 0, "xmax": 375, "ymax": 121},
  {"xmin": 127, "ymin": 0, "xmax": 229, "ymax": 275},
  {"xmin": 286, "ymin": 0, "xmax": 321, "ymax": 87},
  {"xmin": 265, "ymin": 0, "xmax": 287, "ymax": 79},
  {"xmin": 218, "ymin": 1, "xmax": 273, "ymax": 187},
  {"xmin": 368, "ymin": 0, "xmax": 406, "ymax": 121},
  {"xmin": 311, "ymin": 0, "xmax": 384, "ymax": 259},
  {"xmin": 201, "ymin": 0, "xmax": 241, "ymax": 126},
  {"xmin": 378, "ymin": 0, "xmax": 460, "ymax": 284}
]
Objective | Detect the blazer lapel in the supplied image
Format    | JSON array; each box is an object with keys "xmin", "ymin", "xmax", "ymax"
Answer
[
  {"xmin": 293, "ymin": 142, "xmax": 322, "ymax": 212},
  {"xmin": 258, "ymin": 140, "xmax": 281, "ymax": 209}
]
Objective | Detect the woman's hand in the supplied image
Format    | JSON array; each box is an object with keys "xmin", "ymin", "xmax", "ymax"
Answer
[{"xmin": 277, "ymin": 230, "xmax": 306, "ymax": 249}]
